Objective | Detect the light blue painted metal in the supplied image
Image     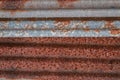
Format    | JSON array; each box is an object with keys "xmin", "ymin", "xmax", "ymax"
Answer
[{"xmin": 0, "ymin": 20, "xmax": 120, "ymax": 37}]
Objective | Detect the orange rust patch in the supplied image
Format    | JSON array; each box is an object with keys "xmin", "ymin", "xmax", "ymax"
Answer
[
  {"xmin": 110, "ymin": 29, "xmax": 120, "ymax": 35},
  {"xmin": 54, "ymin": 20, "xmax": 71, "ymax": 28},
  {"xmin": 104, "ymin": 21, "xmax": 120, "ymax": 35},
  {"xmin": 83, "ymin": 27, "xmax": 90, "ymax": 32},
  {"xmin": 104, "ymin": 21, "xmax": 115, "ymax": 28},
  {"xmin": 57, "ymin": 0, "xmax": 78, "ymax": 8},
  {"xmin": 94, "ymin": 29, "xmax": 100, "ymax": 33},
  {"xmin": 53, "ymin": 20, "xmax": 71, "ymax": 33}
]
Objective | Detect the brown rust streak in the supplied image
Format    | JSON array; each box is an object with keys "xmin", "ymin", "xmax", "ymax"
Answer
[{"xmin": 0, "ymin": 17, "xmax": 120, "ymax": 21}]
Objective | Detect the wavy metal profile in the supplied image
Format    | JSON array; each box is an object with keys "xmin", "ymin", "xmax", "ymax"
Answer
[{"xmin": 0, "ymin": 0, "xmax": 120, "ymax": 37}]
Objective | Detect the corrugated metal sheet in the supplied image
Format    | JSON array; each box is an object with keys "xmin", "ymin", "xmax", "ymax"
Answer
[
  {"xmin": 0, "ymin": 19, "xmax": 120, "ymax": 37},
  {"xmin": 1, "ymin": 0, "xmax": 120, "ymax": 9},
  {"xmin": 0, "ymin": 0, "xmax": 120, "ymax": 37},
  {"xmin": 0, "ymin": 0, "xmax": 119, "ymax": 80},
  {"xmin": 0, "ymin": 0, "xmax": 120, "ymax": 18},
  {"xmin": 0, "ymin": 38, "xmax": 119, "ymax": 80}
]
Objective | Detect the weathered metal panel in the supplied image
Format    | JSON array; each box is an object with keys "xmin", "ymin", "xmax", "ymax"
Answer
[
  {"xmin": 0, "ymin": 20, "xmax": 120, "ymax": 37},
  {"xmin": 0, "ymin": 0, "xmax": 120, "ymax": 37},
  {"xmin": 0, "ymin": 1, "xmax": 120, "ymax": 80},
  {"xmin": 1, "ymin": 0, "xmax": 120, "ymax": 9},
  {"xmin": 0, "ymin": 0, "xmax": 120, "ymax": 18},
  {"xmin": 0, "ymin": 38, "xmax": 119, "ymax": 80},
  {"xmin": 0, "ymin": 0, "xmax": 119, "ymax": 37}
]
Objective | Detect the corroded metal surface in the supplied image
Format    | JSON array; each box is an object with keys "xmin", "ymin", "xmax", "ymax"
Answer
[
  {"xmin": 1, "ymin": 0, "xmax": 120, "ymax": 9},
  {"xmin": 0, "ymin": 38, "xmax": 119, "ymax": 80},
  {"xmin": 0, "ymin": 20, "xmax": 120, "ymax": 37},
  {"xmin": 0, "ymin": 0, "xmax": 120, "ymax": 18},
  {"xmin": 0, "ymin": 0, "xmax": 120, "ymax": 37},
  {"xmin": 0, "ymin": 0, "xmax": 119, "ymax": 80}
]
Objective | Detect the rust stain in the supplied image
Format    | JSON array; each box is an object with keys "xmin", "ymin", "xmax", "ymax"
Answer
[
  {"xmin": 94, "ymin": 29, "xmax": 100, "ymax": 33},
  {"xmin": 104, "ymin": 21, "xmax": 115, "ymax": 28},
  {"xmin": 83, "ymin": 26, "xmax": 90, "ymax": 32},
  {"xmin": 110, "ymin": 29, "xmax": 120, "ymax": 35},
  {"xmin": 53, "ymin": 20, "xmax": 71, "ymax": 33},
  {"xmin": 104, "ymin": 21, "xmax": 120, "ymax": 35},
  {"xmin": 54, "ymin": 20, "xmax": 71, "ymax": 28},
  {"xmin": 57, "ymin": 0, "xmax": 78, "ymax": 8}
]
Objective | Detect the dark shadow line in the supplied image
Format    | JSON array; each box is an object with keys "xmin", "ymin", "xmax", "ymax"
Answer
[
  {"xmin": 0, "ymin": 42, "xmax": 119, "ymax": 49},
  {"xmin": 0, "ymin": 17, "xmax": 120, "ymax": 21},
  {"xmin": 0, "ymin": 70, "xmax": 120, "ymax": 78},
  {"xmin": 1, "ymin": 8, "xmax": 120, "ymax": 10},
  {"xmin": 0, "ymin": 56, "xmax": 119, "ymax": 64}
]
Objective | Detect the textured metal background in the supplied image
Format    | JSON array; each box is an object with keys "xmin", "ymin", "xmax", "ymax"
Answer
[
  {"xmin": 0, "ymin": 1, "xmax": 120, "ymax": 79},
  {"xmin": 0, "ymin": 0, "xmax": 120, "ymax": 37},
  {"xmin": 0, "ymin": 19, "xmax": 120, "ymax": 37},
  {"xmin": 0, "ymin": 0, "xmax": 120, "ymax": 18},
  {"xmin": 0, "ymin": 37, "xmax": 119, "ymax": 80}
]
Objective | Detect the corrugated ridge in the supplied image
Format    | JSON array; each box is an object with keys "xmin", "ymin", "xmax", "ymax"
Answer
[{"xmin": 0, "ymin": 38, "xmax": 119, "ymax": 80}]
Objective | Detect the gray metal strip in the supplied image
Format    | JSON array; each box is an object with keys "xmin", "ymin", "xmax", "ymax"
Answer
[
  {"xmin": 0, "ymin": 0, "xmax": 120, "ymax": 9},
  {"xmin": 0, "ymin": 9, "xmax": 120, "ymax": 18}
]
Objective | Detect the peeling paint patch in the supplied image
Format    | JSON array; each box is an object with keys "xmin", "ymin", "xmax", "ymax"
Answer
[
  {"xmin": 54, "ymin": 20, "xmax": 71, "ymax": 28},
  {"xmin": 109, "ymin": 29, "xmax": 120, "ymax": 35},
  {"xmin": 104, "ymin": 21, "xmax": 115, "ymax": 28},
  {"xmin": 104, "ymin": 21, "xmax": 120, "ymax": 35}
]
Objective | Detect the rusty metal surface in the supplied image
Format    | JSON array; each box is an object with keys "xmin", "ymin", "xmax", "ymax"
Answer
[
  {"xmin": 0, "ymin": 0, "xmax": 120, "ymax": 80},
  {"xmin": 0, "ymin": 38, "xmax": 119, "ymax": 80},
  {"xmin": 0, "ymin": 0, "xmax": 120, "ymax": 18},
  {"xmin": 1, "ymin": 0, "xmax": 120, "ymax": 10},
  {"xmin": 0, "ymin": 20, "xmax": 120, "ymax": 37},
  {"xmin": 0, "ymin": 0, "xmax": 120, "ymax": 37}
]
